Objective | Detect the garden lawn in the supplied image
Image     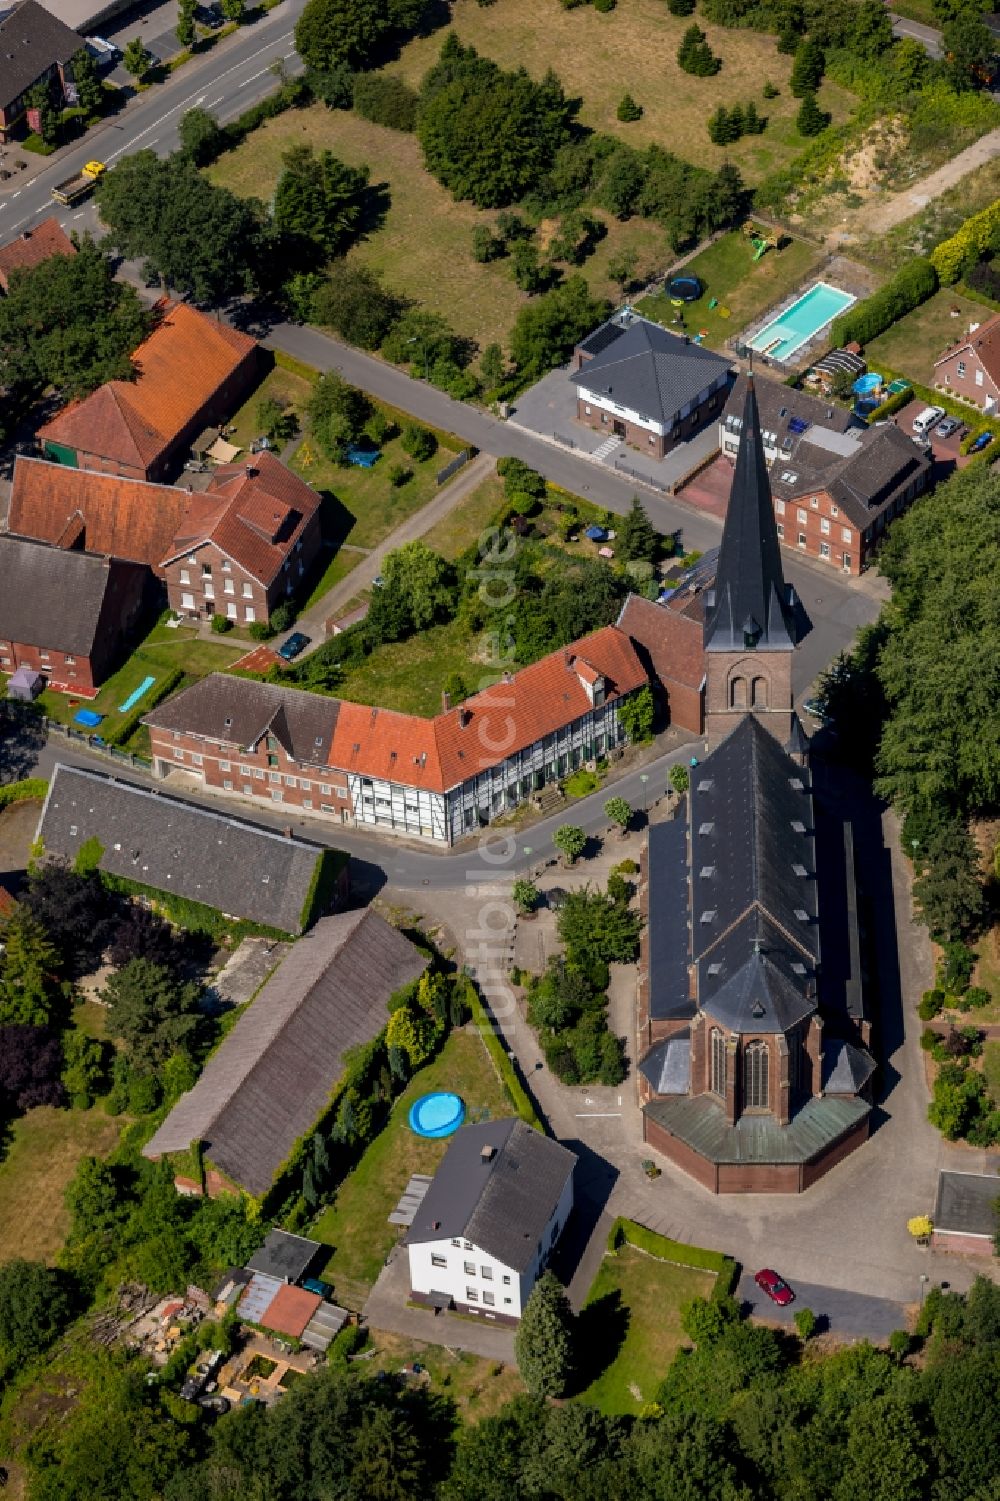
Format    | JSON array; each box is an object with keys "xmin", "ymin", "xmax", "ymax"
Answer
[
  {"xmin": 311, "ymin": 1026, "xmax": 516, "ymax": 1308},
  {"xmin": 301, "ymin": 546, "xmax": 365, "ymax": 611},
  {"xmin": 637, "ymin": 230, "xmax": 825, "ymax": 348},
  {"xmin": 866, "ymin": 289, "xmax": 989, "ymax": 388},
  {"xmin": 386, "ymin": 0, "xmax": 856, "ymax": 181},
  {"xmin": 0, "ymin": 1105, "xmax": 122, "ymax": 1263},
  {"xmin": 575, "ymin": 1246, "xmax": 714, "ymax": 1415},
  {"xmin": 334, "ymin": 616, "xmax": 483, "ymax": 717},
  {"xmin": 419, "ymin": 474, "xmax": 504, "ymax": 561},
  {"xmin": 366, "ymin": 1329, "xmax": 523, "ymax": 1424},
  {"xmin": 966, "ymin": 932, "xmax": 1000, "ymax": 1026},
  {"xmin": 225, "ymin": 363, "xmax": 314, "ymax": 453}
]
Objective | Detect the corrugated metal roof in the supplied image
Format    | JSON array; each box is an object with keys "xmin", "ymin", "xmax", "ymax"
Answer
[{"xmin": 644, "ymin": 1092, "xmax": 869, "ymax": 1164}]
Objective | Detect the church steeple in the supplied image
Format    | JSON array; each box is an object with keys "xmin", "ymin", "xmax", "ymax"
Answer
[{"xmin": 704, "ymin": 372, "xmax": 796, "ymax": 655}]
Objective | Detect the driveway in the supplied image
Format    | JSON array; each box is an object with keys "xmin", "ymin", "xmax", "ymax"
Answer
[
  {"xmin": 363, "ymin": 1250, "xmax": 516, "ymax": 1361},
  {"xmin": 737, "ymin": 1272, "xmax": 906, "ymax": 1341}
]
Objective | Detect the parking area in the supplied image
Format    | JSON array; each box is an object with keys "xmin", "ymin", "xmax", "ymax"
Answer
[
  {"xmin": 891, "ymin": 398, "xmax": 978, "ymax": 476},
  {"xmin": 673, "ymin": 451, "xmax": 733, "ymax": 519}
]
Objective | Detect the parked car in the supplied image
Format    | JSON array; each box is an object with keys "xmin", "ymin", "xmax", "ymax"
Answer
[
  {"xmin": 969, "ymin": 431, "xmax": 995, "ymax": 453},
  {"xmin": 911, "ymin": 404, "xmax": 945, "ymax": 437},
  {"xmin": 754, "ymin": 1268, "xmax": 795, "ymax": 1306},
  {"xmin": 196, "ymin": 3, "xmax": 223, "ymax": 24},
  {"xmin": 278, "ymin": 632, "xmax": 311, "ymax": 661},
  {"xmin": 934, "ymin": 416, "xmax": 961, "ymax": 439},
  {"xmin": 198, "ymin": 1394, "xmax": 230, "ymax": 1415}
]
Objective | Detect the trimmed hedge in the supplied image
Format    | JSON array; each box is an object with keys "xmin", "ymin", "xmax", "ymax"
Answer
[
  {"xmin": 464, "ymin": 978, "xmax": 544, "ymax": 1132},
  {"xmin": 831, "ymin": 258, "xmax": 937, "ymax": 348},
  {"xmin": 931, "ymin": 200, "xmax": 1000, "ymax": 286},
  {"xmin": 103, "ymin": 667, "xmax": 183, "ymax": 748},
  {"xmin": 0, "ymin": 777, "xmax": 47, "ymax": 809},
  {"xmin": 865, "ymin": 385, "xmax": 912, "ymax": 422},
  {"xmin": 608, "ymin": 1216, "xmax": 739, "ymax": 1300},
  {"xmin": 298, "ymin": 848, "xmax": 349, "ymax": 932}
]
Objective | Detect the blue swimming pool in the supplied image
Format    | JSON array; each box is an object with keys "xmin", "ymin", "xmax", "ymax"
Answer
[
  {"xmin": 409, "ymin": 1092, "xmax": 465, "ymax": 1138},
  {"xmin": 750, "ymin": 283, "xmax": 856, "ymax": 364}
]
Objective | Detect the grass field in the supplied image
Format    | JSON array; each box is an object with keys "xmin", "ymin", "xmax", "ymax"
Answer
[
  {"xmin": 418, "ymin": 473, "xmax": 504, "ymax": 561},
  {"xmin": 365, "ymin": 1329, "xmax": 523, "ymax": 1424},
  {"xmin": 866, "ymin": 289, "xmax": 988, "ymax": 388},
  {"xmin": 637, "ymin": 230, "xmax": 825, "ymax": 347},
  {"xmin": 387, "ymin": 0, "xmax": 856, "ymax": 181},
  {"xmin": 334, "ymin": 615, "xmax": 484, "ymax": 716},
  {"xmin": 575, "ymin": 1246, "xmax": 714, "ymax": 1415},
  {"xmin": 311, "ymin": 1027, "xmax": 515, "ymax": 1308},
  {"xmin": 0, "ymin": 1106, "xmax": 122, "ymax": 1264}
]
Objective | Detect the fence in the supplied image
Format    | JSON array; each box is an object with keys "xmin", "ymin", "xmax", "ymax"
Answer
[
  {"xmin": 436, "ymin": 449, "xmax": 473, "ymax": 486},
  {"xmin": 552, "ymin": 431, "xmax": 578, "ymax": 450},
  {"xmin": 44, "ymin": 717, "xmax": 151, "ymax": 772},
  {"xmin": 613, "ymin": 457, "xmax": 671, "ymax": 493}
]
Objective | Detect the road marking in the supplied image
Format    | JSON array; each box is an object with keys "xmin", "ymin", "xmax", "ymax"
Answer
[
  {"xmin": 12, "ymin": 190, "xmax": 20, "ymax": 197},
  {"xmin": 575, "ymin": 1112, "xmax": 622, "ymax": 1118},
  {"xmin": 207, "ymin": 95, "xmax": 223, "ymax": 106},
  {"xmin": 239, "ymin": 65, "xmax": 273, "ymax": 86},
  {"xmin": 72, "ymin": 211, "xmax": 85, "ymax": 219}
]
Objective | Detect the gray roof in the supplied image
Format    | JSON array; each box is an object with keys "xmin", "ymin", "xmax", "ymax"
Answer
[
  {"xmin": 0, "ymin": 0, "xmax": 81, "ymax": 107},
  {"xmin": 0, "ymin": 535, "xmax": 118, "ymax": 657},
  {"xmin": 699, "ymin": 922, "xmax": 815, "ymax": 1034},
  {"xmin": 646, "ymin": 814, "xmax": 695, "ymax": 1022},
  {"xmin": 724, "ymin": 372, "xmax": 860, "ymax": 440},
  {"xmin": 645, "ymin": 1091, "xmax": 869, "ymax": 1165},
  {"xmin": 933, "ymin": 1170, "xmax": 1000, "ymax": 1237},
  {"xmin": 639, "ymin": 1031, "xmax": 690, "ymax": 1094},
  {"xmin": 822, "ymin": 1038, "xmax": 875, "ymax": 1094},
  {"xmin": 826, "ymin": 423, "xmax": 930, "ymax": 529},
  {"xmin": 571, "ymin": 314, "xmax": 730, "ymax": 426},
  {"xmin": 36, "ymin": 763, "xmax": 333, "ymax": 934},
  {"xmin": 705, "ymin": 377, "xmax": 796, "ymax": 653},
  {"xmin": 246, "ymin": 1229, "xmax": 322, "ymax": 1284},
  {"xmin": 144, "ymin": 673, "xmax": 338, "ymax": 766},
  {"xmin": 407, "ymin": 1119, "xmax": 576, "ymax": 1273},
  {"xmin": 144, "ymin": 909, "xmax": 428, "ymax": 1195}
]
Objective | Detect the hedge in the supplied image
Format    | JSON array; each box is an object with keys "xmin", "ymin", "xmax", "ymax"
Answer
[
  {"xmin": 100, "ymin": 869, "xmax": 291, "ymax": 943},
  {"xmin": 931, "ymin": 200, "xmax": 1000, "ymax": 286},
  {"xmin": 103, "ymin": 668, "xmax": 183, "ymax": 748},
  {"xmin": 464, "ymin": 977, "xmax": 545, "ymax": 1132},
  {"xmin": 864, "ymin": 384, "xmax": 912, "ymax": 422},
  {"xmin": 298, "ymin": 848, "xmax": 350, "ymax": 932},
  {"xmin": 0, "ymin": 777, "xmax": 47, "ymax": 809},
  {"xmin": 607, "ymin": 1216, "xmax": 739, "ymax": 1300},
  {"xmin": 831, "ymin": 257, "xmax": 937, "ymax": 348}
]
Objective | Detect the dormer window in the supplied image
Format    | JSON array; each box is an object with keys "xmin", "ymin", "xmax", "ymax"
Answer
[
  {"xmin": 698, "ymin": 821, "xmax": 714, "ymax": 836},
  {"xmin": 792, "ymin": 862, "xmax": 807, "ymax": 877},
  {"xmin": 699, "ymin": 865, "xmax": 716, "ymax": 878},
  {"xmin": 794, "ymin": 908, "xmax": 810, "ymax": 922},
  {"xmin": 700, "ymin": 909, "xmax": 717, "ymax": 924}
]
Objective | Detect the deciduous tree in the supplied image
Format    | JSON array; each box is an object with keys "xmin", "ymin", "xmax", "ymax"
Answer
[
  {"xmin": 0, "ymin": 1259, "xmax": 75, "ymax": 1366},
  {"xmin": 100, "ymin": 958, "xmax": 201, "ymax": 1071},
  {"xmin": 553, "ymin": 825, "xmax": 586, "ymax": 866}
]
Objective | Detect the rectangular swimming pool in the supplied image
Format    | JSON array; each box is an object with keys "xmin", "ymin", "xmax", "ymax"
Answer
[{"xmin": 750, "ymin": 282, "xmax": 856, "ymax": 364}]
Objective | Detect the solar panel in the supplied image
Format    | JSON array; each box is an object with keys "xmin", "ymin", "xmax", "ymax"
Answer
[{"xmin": 787, "ymin": 416, "xmax": 810, "ymax": 434}]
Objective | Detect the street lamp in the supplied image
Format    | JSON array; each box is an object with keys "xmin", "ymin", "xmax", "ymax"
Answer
[
  {"xmin": 406, "ymin": 335, "xmax": 429, "ymax": 382},
  {"xmin": 639, "ymin": 773, "xmax": 649, "ymax": 812},
  {"xmin": 911, "ymin": 838, "xmax": 919, "ymax": 866},
  {"xmin": 919, "ymin": 1273, "xmax": 929, "ymax": 1307}
]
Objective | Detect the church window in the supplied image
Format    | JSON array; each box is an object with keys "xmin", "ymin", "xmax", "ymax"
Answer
[
  {"xmin": 789, "ymin": 1031, "xmax": 803, "ymax": 1094},
  {"xmin": 744, "ymin": 1040, "xmax": 769, "ymax": 1111},
  {"xmin": 751, "ymin": 676, "xmax": 768, "ymax": 708},
  {"xmin": 711, "ymin": 1028, "xmax": 726, "ymax": 1097},
  {"xmin": 730, "ymin": 676, "xmax": 747, "ymax": 710}
]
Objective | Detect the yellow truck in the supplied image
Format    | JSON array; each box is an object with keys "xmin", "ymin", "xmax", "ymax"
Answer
[{"xmin": 50, "ymin": 160, "xmax": 106, "ymax": 206}]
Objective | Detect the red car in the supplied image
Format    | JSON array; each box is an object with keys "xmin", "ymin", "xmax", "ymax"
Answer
[{"xmin": 755, "ymin": 1268, "xmax": 795, "ymax": 1306}]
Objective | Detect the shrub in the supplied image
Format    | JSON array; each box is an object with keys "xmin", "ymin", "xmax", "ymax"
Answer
[
  {"xmin": 248, "ymin": 621, "xmax": 275, "ymax": 641},
  {"xmin": 617, "ymin": 92, "xmax": 642, "ymax": 121},
  {"xmin": 0, "ymin": 778, "xmax": 47, "ymax": 811},
  {"xmin": 763, "ymin": 79, "xmax": 779, "ymax": 98},
  {"xmin": 352, "ymin": 73, "xmax": 419, "ymax": 131},
  {"xmin": 668, "ymin": 0, "xmax": 695, "ymax": 12},
  {"xmin": 669, "ymin": 763, "xmax": 690, "ymax": 795},
  {"xmin": 593, "ymin": 0, "xmax": 615, "ymax": 10},
  {"xmin": 939, "ymin": 939, "xmax": 976, "ymax": 995},
  {"xmin": 794, "ymin": 1307, "xmax": 817, "ymax": 1340},
  {"xmin": 962, "ymin": 985, "xmax": 991, "ymax": 1010},
  {"xmin": 889, "ymin": 1329, "xmax": 911, "ymax": 1357},
  {"xmin": 471, "ymin": 225, "xmax": 505, "ymax": 262},
  {"xmin": 918, "ymin": 989, "xmax": 944, "ymax": 1021},
  {"xmin": 387, "ymin": 462, "xmax": 412, "ymax": 487},
  {"xmin": 210, "ymin": 613, "xmax": 233, "ymax": 634},
  {"xmin": 269, "ymin": 600, "xmax": 297, "ymax": 634},
  {"xmin": 931, "ymin": 199, "xmax": 1000, "ymax": 285},
  {"xmin": 920, "ymin": 1027, "xmax": 939, "ymax": 1051},
  {"xmin": 400, "ymin": 423, "xmax": 438, "ymax": 461},
  {"xmin": 832, "ymin": 258, "xmax": 937, "ymax": 347}
]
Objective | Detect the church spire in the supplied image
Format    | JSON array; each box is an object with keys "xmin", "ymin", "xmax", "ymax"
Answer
[{"xmin": 704, "ymin": 371, "xmax": 796, "ymax": 654}]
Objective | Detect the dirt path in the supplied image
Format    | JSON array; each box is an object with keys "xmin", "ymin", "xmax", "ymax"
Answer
[{"xmin": 839, "ymin": 127, "xmax": 1000, "ymax": 240}]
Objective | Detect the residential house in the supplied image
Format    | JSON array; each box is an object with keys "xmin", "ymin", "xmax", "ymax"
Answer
[
  {"xmin": 0, "ymin": 534, "xmax": 147, "ymax": 688},
  {"xmin": 0, "ymin": 216, "xmax": 75, "ymax": 292},
  {"xmin": 34, "ymin": 763, "xmax": 347, "ymax": 933},
  {"xmin": 616, "ymin": 590, "xmax": 705, "ymax": 734},
  {"xmin": 719, "ymin": 374, "xmax": 931, "ymax": 575},
  {"xmin": 571, "ymin": 310, "xmax": 731, "ymax": 458},
  {"xmin": 36, "ymin": 302, "xmax": 259, "ymax": 482},
  {"xmin": 407, "ymin": 1119, "xmax": 576, "ymax": 1324},
  {"xmin": 143, "ymin": 909, "xmax": 428, "ymax": 1197},
  {"xmin": 143, "ymin": 625, "xmax": 649, "ymax": 843},
  {"xmin": 160, "ymin": 453, "xmax": 322, "ymax": 627},
  {"xmin": 0, "ymin": 0, "xmax": 81, "ymax": 142},
  {"xmin": 933, "ymin": 311, "xmax": 1000, "ymax": 414}
]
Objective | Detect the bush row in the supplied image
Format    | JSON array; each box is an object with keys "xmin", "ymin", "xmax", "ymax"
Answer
[
  {"xmin": 464, "ymin": 978, "xmax": 545, "ymax": 1132},
  {"xmin": 931, "ymin": 200, "xmax": 1000, "ymax": 286},
  {"xmin": 831, "ymin": 257, "xmax": 938, "ymax": 348},
  {"xmin": 0, "ymin": 777, "xmax": 48, "ymax": 809}
]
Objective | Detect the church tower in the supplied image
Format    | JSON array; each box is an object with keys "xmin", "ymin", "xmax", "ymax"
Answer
[{"xmin": 703, "ymin": 373, "xmax": 798, "ymax": 749}]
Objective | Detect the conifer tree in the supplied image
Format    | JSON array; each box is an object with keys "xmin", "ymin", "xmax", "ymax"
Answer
[{"xmin": 515, "ymin": 1272, "xmax": 575, "ymax": 1396}]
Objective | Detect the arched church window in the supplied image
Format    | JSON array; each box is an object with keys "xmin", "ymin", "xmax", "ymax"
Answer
[
  {"xmin": 744, "ymin": 1039, "xmax": 769, "ymax": 1111},
  {"xmin": 752, "ymin": 676, "xmax": 768, "ymax": 708},
  {"xmin": 710, "ymin": 1028, "xmax": 726, "ymax": 1097},
  {"xmin": 730, "ymin": 676, "xmax": 747, "ymax": 710}
]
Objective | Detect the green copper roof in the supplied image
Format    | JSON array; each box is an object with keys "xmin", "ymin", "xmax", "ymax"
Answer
[{"xmin": 644, "ymin": 1092, "xmax": 869, "ymax": 1165}]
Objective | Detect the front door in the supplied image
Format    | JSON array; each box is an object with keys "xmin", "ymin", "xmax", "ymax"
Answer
[{"xmin": 613, "ymin": 418, "xmax": 626, "ymax": 438}]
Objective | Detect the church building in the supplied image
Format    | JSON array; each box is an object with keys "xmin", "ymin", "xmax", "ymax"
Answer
[{"xmin": 636, "ymin": 375, "xmax": 875, "ymax": 1193}]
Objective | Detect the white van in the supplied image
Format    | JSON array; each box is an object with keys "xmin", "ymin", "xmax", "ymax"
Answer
[{"xmin": 911, "ymin": 405, "xmax": 945, "ymax": 437}]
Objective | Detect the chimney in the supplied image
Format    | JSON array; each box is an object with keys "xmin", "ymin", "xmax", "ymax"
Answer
[
  {"xmin": 441, "ymin": 689, "xmax": 451, "ymax": 712},
  {"xmin": 459, "ymin": 707, "xmax": 472, "ymax": 728},
  {"xmin": 481, "ymin": 1144, "xmax": 496, "ymax": 1162},
  {"xmin": 245, "ymin": 463, "xmax": 258, "ymax": 478},
  {"xmin": 20, "ymin": 229, "xmax": 31, "ymax": 241}
]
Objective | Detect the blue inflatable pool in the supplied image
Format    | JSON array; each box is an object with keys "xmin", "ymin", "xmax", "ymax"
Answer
[{"xmin": 409, "ymin": 1092, "xmax": 465, "ymax": 1138}]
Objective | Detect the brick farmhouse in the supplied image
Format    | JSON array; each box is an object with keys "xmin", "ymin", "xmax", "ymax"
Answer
[
  {"xmin": 36, "ymin": 303, "xmax": 259, "ymax": 482},
  {"xmin": 0, "ymin": 216, "xmax": 75, "ymax": 293},
  {"xmin": 933, "ymin": 311, "xmax": 1000, "ymax": 414}
]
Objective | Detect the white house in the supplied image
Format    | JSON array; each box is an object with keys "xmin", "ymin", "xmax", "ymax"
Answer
[{"xmin": 406, "ymin": 1119, "xmax": 576, "ymax": 1324}]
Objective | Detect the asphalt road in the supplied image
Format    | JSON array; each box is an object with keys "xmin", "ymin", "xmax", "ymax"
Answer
[{"xmin": 737, "ymin": 1270, "xmax": 907, "ymax": 1341}]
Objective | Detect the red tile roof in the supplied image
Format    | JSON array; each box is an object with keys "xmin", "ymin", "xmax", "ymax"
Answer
[
  {"xmin": 257, "ymin": 1283, "xmax": 322, "ymax": 1339},
  {"xmin": 934, "ymin": 311, "xmax": 1000, "ymax": 386},
  {"xmin": 617, "ymin": 593, "xmax": 705, "ymax": 691},
  {"xmin": 36, "ymin": 303, "xmax": 257, "ymax": 472},
  {"xmin": 164, "ymin": 452, "xmax": 320, "ymax": 586},
  {"xmin": 0, "ymin": 217, "xmax": 75, "ymax": 293},
  {"xmin": 8, "ymin": 457, "xmax": 195, "ymax": 570}
]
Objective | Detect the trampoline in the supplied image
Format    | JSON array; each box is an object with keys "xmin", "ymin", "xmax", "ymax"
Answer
[
  {"xmin": 408, "ymin": 1092, "xmax": 465, "ymax": 1139},
  {"xmin": 667, "ymin": 275, "xmax": 702, "ymax": 302}
]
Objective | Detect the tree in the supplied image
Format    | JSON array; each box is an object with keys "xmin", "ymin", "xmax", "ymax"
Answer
[
  {"xmin": 618, "ymin": 683, "xmax": 655, "ymax": 743},
  {"xmin": 553, "ymin": 825, "xmax": 586, "ymax": 866},
  {"xmin": 607, "ymin": 248, "xmax": 638, "ymax": 294},
  {"xmin": 294, "ymin": 0, "xmax": 388, "ymax": 70},
  {"xmin": 681, "ymin": 1293, "xmax": 738, "ymax": 1345},
  {"xmin": 273, "ymin": 144, "xmax": 370, "ymax": 259},
  {"xmin": 311, "ymin": 261, "xmax": 401, "ymax": 349},
  {"xmin": 708, "ymin": 105, "xmax": 733, "ymax": 144},
  {"xmin": 221, "ymin": 0, "xmax": 245, "ymax": 17},
  {"xmin": 515, "ymin": 1272, "xmax": 575, "ymax": 1396},
  {"xmin": 0, "ymin": 1260, "xmax": 75, "ymax": 1366},
  {"xmin": 618, "ymin": 495, "xmax": 659, "ymax": 562},
  {"xmin": 122, "ymin": 37, "xmax": 153, "ymax": 78},
  {"xmin": 743, "ymin": 99, "xmax": 762, "ymax": 134},
  {"xmin": 557, "ymin": 886, "xmax": 641, "ymax": 964},
  {"xmin": 669, "ymin": 762, "xmax": 690, "ymax": 795},
  {"xmin": 400, "ymin": 423, "xmax": 437, "ymax": 462},
  {"xmin": 913, "ymin": 819, "xmax": 985, "ymax": 942},
  {"xmin": 796, "ymin": 91, "xmax": 827, "ymax": 136},
  {"xmin": 0, "ymin": 237, "xmax": 149, "ymax": 400},
  {"xmin": 176, "ymin": 0, "xmax": 197, "ymax": 49},
  {"xmin": 385, "ymin": 1000, "xmax": 435, "ymax": 1067},
  {"xmin": 0, "ymin": 908, "xmax": 65, "ymax": 1026},
  {"xmin": 25, "ymin": 78, "xmax": 59, "ymax": 145},
  {"xmin": 794, "ymin": 1307, "xmax": 817, "ymax": 1340},
  {"xmin": 512, "ymin": 879, "xmax": 540, "ymax": 915},
  {"xmin": 0, "ymin": 1024, "xmax": 65, "ymax": 1109},
  {"xmin": 834, "ymin": 1394, "xmax": 929, "ymax": 1501},
  {"xmin": 853, "ymin": 1, "xmax": 894, "ymax": 59},
  {"xmin": 378, "ymin": 541, "xmax": 454, "ymax": 630},
  {"xmin": 668, "ymin": 0, "xmax": 695, "ymax": 12},
  {"xmin": 352, "ymin": 72, "xmax": 419, "ymax": 130},
  {"xmin": 70, "ymin": 48, "xmax": 105, "ymax": 117},
  {"xmin": 480, "ymin": 342, "xmax": 506, "ymax": 387},
  {"xmin": 308, "ymin": 370, "xmax": 371, "ymax": 461},
  {"xmin": 596, "ymin": 146, "xmax": 647, "ymax": 218},
  {"xmin": 177, "ymin": 106, "xmax": 226, "ymax": 166},
  {"xmin": 509, "ymin": 275, "xmax": 610, "ymax": 379},
  {"xmin": 20, "ymin": 861, "xmax": 113, "ymax": 975},
  {"xmin": 616, "ymin": 92, "xmax": 642, "ymax": 122},
  {"xmin": 790, "ymin": 37, "xmax": 825, "ymax": 96},
  {"xmin": 677, "ymin": 23, "xmax": 720, "ymax": 76},
  {"xmin": 61, "ymin": 1029, "xmax": 108, "ymax": 1108},
  {"xmin": 604, "ymin": 796, "xmax": 632, "ymax": 836},
  {"xmin": 108, "ymin": 905, "xmax": 177, "ymax": 968},
  {"xmin": 943, "ymin": 12, "xmax": 994, "ymax": 89},
  {"xmin": 100, "ymin": 958, "xmax": 201, "ymax": 1071}
]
